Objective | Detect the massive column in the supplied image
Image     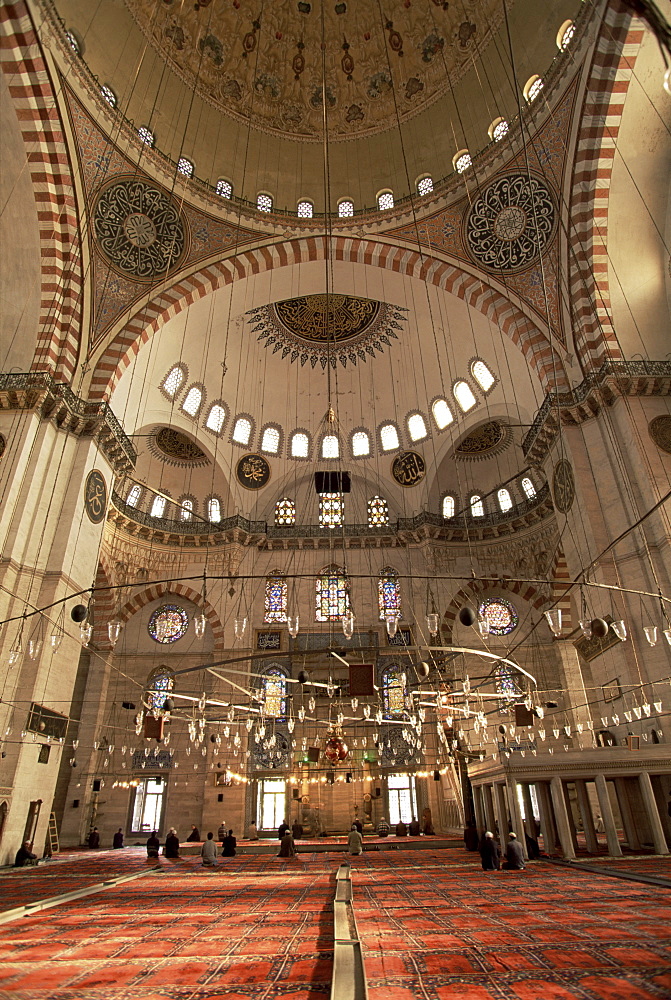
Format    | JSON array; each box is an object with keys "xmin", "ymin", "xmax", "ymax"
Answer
[
  {"xmin": 506, "ymin": 776, "xmax": 528, "ymax": 859},
  {"xmin": 594, "ymin": 773, "xmax": 622, "ymax": 857},
  {"xmin": 614, "ymin": 778, "xmax": 641, "ymax": 851},
  {"xmin": 575, "ymin": 779, "xmax": 598, "ymax": 853},
  {"xmin": 550, "ymin": 776, "xmax": 576, "ymax": 860},
  {"xmin": 482, "ymin": 784, "xmax": 497, "ymax": 836},
  {"xmin": 638, "ymin": 771, "xmax": 669, "ymax": 855}
]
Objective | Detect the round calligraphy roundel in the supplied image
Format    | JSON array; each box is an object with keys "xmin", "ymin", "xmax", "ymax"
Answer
[
  {"xmin": 93, "ymin": 177, "xmax": 186, "ymax": 281},
  {"xmin": 465, "ymin": 173, "xmax": 556, "ymax": 273},
  {"xmin": 236, "ymin": 453, "xmax": 271, "ymax": 490},
  {"xmin": 84, "ymin": 469, "xmax": 107, "ymax": 524},
  {"xmin": 392, "ymin": 451, "xmax": 426, "ymax": 488}
]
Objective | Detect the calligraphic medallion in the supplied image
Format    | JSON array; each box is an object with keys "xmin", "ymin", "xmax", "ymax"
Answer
[
  {"xmin": 391, "ymin": 451, "xmax": 426, "ymax": 488},
  {"xmin": 84, "ymin": 469, "xmax": 108, "ymax": 524},
  {"xmin": 236, "ymin": 453, "xmax": 271, "ymax": 490},
  {"xmin": 552, "ymin": 459, "xmax": 575, "ymax": 514},
  {"xmin": 648, "ymin": 414, "xmax": 671, "ymax": 455}
]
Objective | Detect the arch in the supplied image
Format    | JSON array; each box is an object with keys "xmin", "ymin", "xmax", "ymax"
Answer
[
  {"xmin": 116, "ymin": 583, "xmax": 225, "ymax": 649},
  {"xmin": 1, "ymin": 1, "xmax": 83, "ymax": 381},
  {"xmin": 86, "ymin": 236, "xmax": 570, "ymax": 401},
  {"xmin": 441, "ymin": 576, "xmax": 551, "ymax": 642}
]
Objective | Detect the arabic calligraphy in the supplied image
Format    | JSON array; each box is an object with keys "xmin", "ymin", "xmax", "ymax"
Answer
[
  {"xmin": 236, "ymin": 453, "xmax": 271, "ymax": 490},
  {"xmin": 275, "ymin": 294, "xmax": 380, "ymax": 343},
  {"xmin": 84, "ymin": 469, "xmax": 108, "ymax": 524},
  {"xmin": 257, "ymin": 631, "xmax": 282, "ymax": 650},
  {"xmin": 391, "ymin": 451, "xmax": 426, "ymax": 488}
]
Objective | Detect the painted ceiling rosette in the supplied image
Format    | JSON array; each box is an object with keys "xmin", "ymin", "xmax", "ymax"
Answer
[{"xmin": 125, "ymin": 0, "xmax": 508, "ymax": 141}]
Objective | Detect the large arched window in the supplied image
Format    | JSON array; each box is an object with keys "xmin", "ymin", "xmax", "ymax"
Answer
[
  {"xmin": 417, "ymin": 175, "xmax": 433, "ymax": 196},
  {"xmin": 368, "ymin": 496, "xmax": 389, "ymax": 527},
  {"xmin": 232, "ymin": 416, "xmax": 253, "ymax": 446},
  {"xmin": 442, "ymin": 494, "xmax": 456, "ymax": 519},
  {"xmin": 453, "ymin": 380, "xmax": 477, "ymax": 413},
  {"xmin": 207, "ymin": 496, "xmax": 222, "ymax": 523},
  {"xmin": 470, "ymin": 494, "xmax": 484, "ymax": 518},
  {"xmin": 179, "ymin": 497, "xmax": 194, "ymax": 521},
  {"xmin": 471, "ymin": 359, "xmax": 496, "ymax": 393},
  {"xmin": 205, "ymin": 403, "xmax": 227, "ymax": 434},
  {"xmin": 495, "ymin": 662, "xmax": 519, "ymax": 710},
  {"xmin": 497, "ymin": 488, "xmax": 513, "ymax": 512},
  {"xmin": 264, "ymin": 574, "xmax": 288, "ymax": 623},
  {"xmin": 182, "ymin": 385, "xmax": 204, "ymax": 417},
  {"xmin": 321, "ymin": 434, "xmax": 340, "ymax": 459},
  {"xmin": 127, "ymin": 484, "xmax": 142, "ymax": 508},
  {"xmin": 407, "ymin": 412, "xmax": 428, "ymax": 442},
  {"xmin": 382, "ymin": 665, "xmax": 407, "ymax": 717},
  {"xmin": 262, "ymin": 666, "xmax": 287, "ymax": 718},
  {"xmin": 378, "ymin": 569, "xmax": 401, "ymax": 620},
  {"xmin": 377, "ymin": 190, "xmax": 394, "ymax": 211},
  {"xmin": 146, "ymin": 667, "xmax": 175, "ymax": 716},
  {"xmin": 275, "ymin": 498, "xmax": 296, "ymax": 525},
  {"xmin": 315, "ymin": 566, "xmax": 350, "ymax": 622},
  {"xmin": 150, "ymin": 494, "xmax": 167, "ymax": 518},
  {"xmin": 161, "ymin": 365, "xmax": 186, "ymax": 398},
  {"xmin": 260, "ymin": 424, "xmax": 282, "ymax": 455},
  {"xmin": 351, "ymin": 430, "xmax": 371, "ymax": 457},
  {"xmin": 521, "ymin": 476, "xmax": 536, "ymax": 500},
  {"xmin": 432, "ymin": 398, "xmax": 454, "ymax": 430},
  {"xmin": 379, "ymin": 423, "xmax": 400, "ymax": 452},
  {"xmin": 290, "ymin": 431, "xmax": 310, "ymax": 458}
]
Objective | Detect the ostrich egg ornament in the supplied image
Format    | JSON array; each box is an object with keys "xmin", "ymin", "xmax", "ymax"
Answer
[{"xmin": 324, "ymin": 734, "xmax": 349, "ymax": 763}]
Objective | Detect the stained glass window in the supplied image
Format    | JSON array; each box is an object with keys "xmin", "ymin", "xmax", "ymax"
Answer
[
  {"xmin": 471, "ymin": 360, "xmax": 496, "ymax": 392},
  {"xmin": 148, "ymin": 605, "xmax": 189, "ymax": 644},
  {"xmin": 290, "ymin": 431, "xmax": 309, "ymax": 458},
  {"xmin": 321, "ymin": 434, "xmax": 339, "ymax": 459},
  {"xmin": 417, "ymin": 176, "xmax": 433, "ymax": 196},
  {"xmin": 150, "ymin": 495, "xmax": 166, "ymax": 518},
  {"xmin": 261, "ymin": 425, "xmax": 281, "ymax": 454},
  {"xmin": 453, "ymin": 380, "xmax": 477, "ymax": 413},
  {"xmin": 182, "ymin": 386, "xmax": 203, "ymax": 416},
  {"xmin": 382, "ymin": 667, "xmax": 406, "ymax": 717},
  {"xmin": 275, "ymin": 498, "xmax": 296, "ymax": 525},
  {"xmin": 207, "ymin": 497, "xmax": 221, "ymax": 522},
  {"xmin": 216, "ymin": 179, "xmax": 232, "ymax": 198},
  {"xmin": 368, "ymin": 496, "xmax": 389, "ymax": 527},
  {"xmin": 297, "ymin": 200, "xmax": 313, "ymax": 218},
  {"xmin": 232, "ymin": 417, "xmax": 252, "ymax": 445},
  {"xmin": 380, "ymin": 423, "xmax": 400, "ymax": 452},
  {"xmin": 162, "ymin": 366, "xmax": 185, "ymax": 397},
  {"xmin": 495, "ymin": 662, "xmax": 519, "ymax": 709},
  {"xmin": 257, "ymin": 193, "xmax": 273, "ymax": 212},
  {"xmin": 206, "ymin": 403, "xmax": 226, "ymax": 433},
  {"xmin": 470, "ymin": 495, "xmax": 484, "ymax": 517},
  {"xmin": 319, "ymin": 493, "xmax": 343, "ymax": 528},
  {"xmin": 521, "ymin": 477, "xmax": 536, "ymax": 500},
  {"xmin": 315, "ymin": 566, "xmax": 350, "ymax": 621},
  {"xmin": 147, "ymin": 668, "xmax": 174, "ymax": 714},
  {"xmin": 177, "ymin": 156, "xmax": 194, "ymax": 177},
  {"xmin": 442, "ymin": 495, "xmax": 455, "ymax": 519},
  {"xmin": 407, "ymin": 413, "xmax": 428, "ymax": 442},
  {"xmin": 498, "ymin": 488, "xmax": 513, "ymax": 512},
  {"xmin": 264, "ymin": 576, "xmax": 288, "ymax": 623},
  {"xmin": 378, "ymin": 569, "xmax": 401, "ymax": 620},
  {"xmin": 263, "ymin": 667, "xmax": 287, "ymax": 718},
  {"xmin": 479, "ymin": 598, "xmax": 519, "ymax": 636},
  {"xmin": 378, "ymin": 191, "xmax": 394, "ymax": 211},
  {"xmin": 338, "ymin": 199, "xmax": 354, "ymax": 218},
  {"xmin": 127, "ymin": 484, "xmax": 142, "ymax": 508},
  {"xmin": 138, "ymin": 126, "xmax": 154, "ymax": 147},
  {"xmin": 432, "ymin": 398, "xmax": 454, "ymax": 430},
  {"xmin": 352, "ymin": 430, "xmax": 370, "ymax": 457}
]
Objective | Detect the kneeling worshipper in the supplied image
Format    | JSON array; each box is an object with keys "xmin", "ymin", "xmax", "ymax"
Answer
[
  {"xmin": 164, "ymin": 828, "xmax": 180, "ymax": 859},
  {"xmin": 278, "ymin": 831, "xmax": 296, "ymax": 857},
  {"xmin": 146, "ymin": 831, "xmax": 160, "ymax": 859},
  {"xmin": 348, "ymin": 825, "xmax": 363, "ymax": 856},
  {"xmin": 112, "ymin": 828, "xmax": 124, "ymax": 849},
  {"xmin": 502, "ymin": 832, "xmax": 526, "ymax": 870},
  {"xmin": 186, "ymin": 825, "xmax": 201, "ymax": 842},
  {"xmin": 201, "ymin": 832, "xmax": 218, "ymax": 866},
  {"xmin": 479, "ymin": 831, "xmax": 501, "ymax": 871},
  {"xmin": 14, "ymin": 841, "xmax": 37, "ymax": 867},
  {"xmin": 222, "ymin": 829, "xmax": 237, "ymax": 856},
  {"xmin": 376, "ymin": 817, "xmax": 390, "ymax": 837}
]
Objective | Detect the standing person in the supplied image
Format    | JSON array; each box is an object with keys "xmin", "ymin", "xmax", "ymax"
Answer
[
  {"xmin": 164, "ymin": 828, "xmax": 180, "ymax": 859},
  {"xmin": 278, "ymin": 819, "xmax": 289, "ymax": 839},
  {"xmin": 14, "ymin": 841, "xmax": 37, "ymax": 867},
  {"xmin": 277, "ymin": 831, "xmax": 296, "ymax": 857},
  {"xmin": 479, "ymin": 831, "xmax": 501, "ymax": 871},
  {"xmin": 201, "ymin": 832, "xmax": 217, "ymax": 866},
  {"xmin": 186, "ymin": 825, "xmax": 200, "ymax": 842},
  {"xmin": 248, "ymin": 820, "xmax": 258, "ymax": 840},
  {"xmin": 464, "ymin": 821, "xmax": 479, "ymax": 852},
  {"xmin": 291, "ymin": 819, "xmax": 303, "ymax": 841},
  {"xmin": 348, "ymin": 824, "xmax": 363, "ymax": 856},
  {"xmin": 146, "ymin": 831, "xmax": 160, "ymax": 859},
  {"xmin": 376, "ymin": 816, "xmax": 390, "ymax": 837},
  {"xmin": 222, "ymin": 829, "xmax": 237, "ymax": 856},
  {"xmin": 502, "ymin": 832, "xmax": 525, "ymax": 870},
  {"xmin": 112, "ymin": 828, "xmax": 124, "ymax": 849},
  {"xmin": 87, "ymin": 827, "xmax": 100, "ymax": 849}
]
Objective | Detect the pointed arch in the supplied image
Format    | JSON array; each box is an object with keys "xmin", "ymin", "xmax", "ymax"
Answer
[{"xmin": 116, "ymin": 582, "xmax": 225, "ymax": 649}]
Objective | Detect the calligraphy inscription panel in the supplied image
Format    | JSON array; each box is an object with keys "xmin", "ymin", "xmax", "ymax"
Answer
[
  {"xmin": 84, "ymin": 469, "xmax": 108, "ymax": 524},
  {"xmin": 236, "ymin": 453, "xmax": 271, "ymax": 490},
  {"xmin": 392, "ymin": 451, "xmax": 426, "ymax": 487}
]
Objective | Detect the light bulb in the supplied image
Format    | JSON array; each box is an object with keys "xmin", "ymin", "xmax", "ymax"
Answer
[
  {"xmin": 107, "ymin": 620, "xmax": 122, "ymax": 647},
  {"xmin": 351, "ymin": 697, "xmax": 358, "ymax": 710},
  {"xmin": 234, "ymin": 617, "xmax": 247, "ymax": 640},
  {"xmin": 342, "ymin": 612, "xmax": 355, "ymax": 640},
  {"xmin": 308, "ymin": 696, "xmax": 316, "ymax": 712},
  {"xmin": 287, "ymin": 615, "xmax": 299, "ymax": 638},
  {"xmin": 643, "ymin": 626, "xmax": 657, "ymax": 647},
  {"xmin": 426, "ymin": 613, "xmax": 439, "ymax": 637},
  {"xmin": 287, "ymin": 718, "xmax": 295, "ymax": 733},
  {"xmin": 193, "ymin": 613, "xmax": 206, "ymax": 638},
  {"xmin": 80, "ymin": 623, "xmax": 93, "ymax": 646},
  {"xmin": 544, "ymin": 609, "xmax": 563, "ymax": 636},
  {"xmin": 611, "ymin": 620, "xmax": 627, "ymax": 642}
]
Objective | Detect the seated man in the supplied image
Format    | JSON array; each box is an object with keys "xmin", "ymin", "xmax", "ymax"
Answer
[
  {"xmin": 277, "ymin": 832, "xmax": 296, "ymax": 857},
  {"xmin": 164, "ymin": 828, "xmax": 180, "ymax": 859},
  {"xmin": 146, "ymin": 831, "xmax": 160, "ymax": 859},
  {"xmin": 395, "ymin": 820, "xmax": 407, "ymax": 837},
  {"xmin": 376, "ymin": 817, "xmax": 390, "ymax": 838},
  {"xmin": 201, "ymin": 832, "xmax": 218, "ymax": 866},
  {"xmin": 14, "ymin": 841, "xmax": 38, "ymax": 867},
  {"xmin": 348, "ymin": 824, "xmax": 363, "ymax": 856},
  {"xmin": 502, "ymin": 832, "xmax": 525, "ymax": 870},
  {"xmin": 408, "ymin": 816, "xmax": 421, "ymax": 837},
  {"xmin": 186, "ymin": 825, "xmax": 200, "ymax": 842},
  {"xmin": 222, "ymin": 829, "xmax": 237, "ymax": 856}
]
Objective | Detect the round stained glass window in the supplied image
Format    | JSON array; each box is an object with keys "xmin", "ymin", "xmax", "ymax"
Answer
[
  {"xmin": 479, "ymin": 598, "xmax": 518, "ymax": 635},
  {"xmin": 148, "ymin": 604, "xmax": 189, "ymax": 644}
]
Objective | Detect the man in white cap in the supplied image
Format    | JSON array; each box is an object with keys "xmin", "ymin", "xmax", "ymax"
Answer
[{"xmin": 502, "ymin": 832, "xmax": 525, "ymax": 870}]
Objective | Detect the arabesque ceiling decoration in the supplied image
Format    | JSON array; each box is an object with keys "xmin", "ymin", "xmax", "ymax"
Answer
[
  {"xmin": 125, "ymin": 0, "xmax": 508, "ymax": 141},
  {"xmin": 455, "ymin": 421, "xmax": 510, "ymax": 460}
]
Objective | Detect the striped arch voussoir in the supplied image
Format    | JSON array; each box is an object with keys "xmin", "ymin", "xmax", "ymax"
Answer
[
  {"xmin": 441, "ymin": 577, "xmax": 549, "ymax": 642},
  {"xmin": 1, "ymin": 2, "xmax": 82, "ymax": 380},
  {"xmin": 89, "ymin": 236, "xmax": 569, "ymax": 401},
  {"xmin": 117, "ymin": 583, "xmax": 225, "ymax": 649}
]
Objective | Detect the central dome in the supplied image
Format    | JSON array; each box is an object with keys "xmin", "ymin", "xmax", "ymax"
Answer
[{"xmin": 126, "ymin": 0, "xmax": 507, "ymax": 141}]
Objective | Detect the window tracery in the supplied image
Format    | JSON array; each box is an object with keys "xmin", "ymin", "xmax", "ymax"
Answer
[
  {"xmin": 264, "ymin": 575, "xmax": 288, "ymax": 623},
  {"xmin": 262, "ymin": 666, "xmax": 287, "ymax": 718},
  {"xmin": 315, "ymin": 566, "xmax": 350, "ymax": 621},
  {"xmin": 260, "ymin": 424, "xmax": 281, "ymax": 455},
  {"xmin": 321, "ymin": 434, "xmax": 339, "ymax": 459},
  {"xmin": 480, "ymin": 598, "xmax": 519, "ymax": 636},
  {"xmin": 290, "ymin": 431, "xmax": 310, "ymax": 458},
  {"xmin": 232, "ymin": 416, "xmax": 253, "ymax": 446},
  {"xmin": 338, "ymin": 199, "xmax": 354, "ymax": 218},
  {"xmin": 442, "ymin": 494, "xmax": 456, "ymax": 519},
  {"xmin": 138, "ymin": 126, "xmax": 155, "ymax": 147},
  {"xmin": 182, "ymin": 385, "xmax": 204, "ymax": 417},
  {"xmin": 378, "ymin": 569, "xmax": 401, "ymax": 620},
  {"xmin": 470, "ymin": 494, "xmax": 484, "ymax": 517},
  {"xmin": 471, "ymin": 360, "xmax": 496, "ymax": 393},
  {"xmin": 351, "ymin": 430, "xmax": 370, "ymax": 457},
  {"xmin": 417, "ymin": 176, "xmax": 433, "ymax": 196},
  {"xmin": 521, "ymin": 477, "xmax": 536, "ymax": 500},
  {"xmin": 432, "ymin": 398, "xmax": 454, "ymax": 430},
  {"xmin": 257, "ymin": 192, "xmax": 273, "ymax": 212},
  {"xmin": 497, "ymin": 488, "xmax": 513, "ymax": 512},
  {"xmin": 161, "ymin": 365, "xmax": 186, "ymax": 398},
  {"xmin": 407, "ymin": 412, "xmax": 428, "ymax": 442},
  {"xmin": 205, "ymin": 403, "xmax": 227, "ymax": 434},
  {"xmin": 382, "ymin": 666, "xmax": 407, "ymax": 717},
  {"xmin": 177, "ymin": 156, "xmax": 194, "ymax": 177},
  {"xmin": 207, "ymin": 496, "xmax": 222, "ymax": 523},
  {"xmin": 319, "ymin": 493, "xmax": 344, "ymax": 528},
  {"xmin": 275, "ymin": 498, "xmax": 296, "ymax": 525},
  {"xmin": 379, "ymin": 423, "xmax": 400, "ymax": 452},
  {"xmin": 377, "ymin": 191, "xmax": 394, "ymax": 211},
  {"xmin": 146, "ymin": 667, "xmax": 175, "ymax": 713},
  {"xmin": 368, "ymin": 496, "xmax": 389, "ymax": 527},
  {"xmin": 297, "ymin": 200, "xmax": 313, "ymax": 218},
  {"xmin": 216, "ymin": 179, "xmax": 232, "ymax": 198},
  {"xmin": 127, "ymin": 484, "xmax": 142, "ymax": 508}
]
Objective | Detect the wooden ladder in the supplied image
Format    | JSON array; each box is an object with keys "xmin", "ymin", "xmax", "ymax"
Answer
[{"xmin": 46, "ymin": 812, "xmax": 60, "ymax": 856}]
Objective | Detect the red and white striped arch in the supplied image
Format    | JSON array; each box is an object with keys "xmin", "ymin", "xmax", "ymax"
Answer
[
  {"xmin": 1, "ymin": 1, "xmax": 82, "ymax": 380},
  {"xmin": 87, "ymin": 235, "xmax": 569, "ymax": 401},
  {"xmin": 116, "ymin": 582, "xmax": 226, "ymax": 651}
]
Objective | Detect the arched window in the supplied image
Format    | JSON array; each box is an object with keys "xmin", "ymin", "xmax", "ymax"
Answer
[
  {"xmin": 161, "ymin": 365, "xmax": 186, "ymax": 398},
  {"xmin": 382, "ymin": 666, "xmax": 407, "ymax": 717},
  {"xmin": 407, "ymin": 412, "xmax": 428, "ymax": 442},
  {"xmin": 453, "ymin": 149, "xmax": 472, "ymax": 173},
  {"xmin": 471, "ymin": 360, "xmax": 496, "ymax": 393},
  {"xmin": 260, "ymin": 424, "xmax": 281, "ymax": 455},
  {"xmin": 377, "ymin": 190, "xmax": 394, "ymax": 211},
  {"xmin": 275, "ymin": 498, "xmax": 296, "ymax": 525},
  {"xmin": 470, "ymin": 494, "xmax": 484, "ymax": 517},
  {"xmin": 182, "ymin": 385, "xmax": 203, "ymax": 417},
  {"xmin": 127, "ymin": 484, "xmax": 142, "ymax": 508},
  {"xmin": 101, "ymin": 85, "xmax": 117, "ymax": 108},
  {"xmin": 179, "ymin": 498, "xmax": 193, "ymax": 521},
  {"xmin": 442, "ymin": 494, "xmax": 456, "ymax": 519},
  {"xmin": 338, "ymin": 198, "xmax": 354, "ymax": 218},
  {"xmin": 138, "ymin": 126, "xmax": 155, "ymax": 147},
  {"xmin": 495, "ymin": 662, "xmax": 519, "ymax": 709},
  {"xmin": 417, "ymin": 176, "xmax": 433, "ymax": 196},
  {"xmin": 297, "ymin": 199, "xmax": 313, "ymax": 218},
  {"xmin": 524, "ymin": 75, "xmax": 543, "ymax": 103},
  {"xmin": 146, "ymin": 667, "xmax": 175, "ymax": 716},
  {"xmin": 488, "ymin": 117, "xmax": 509, "ymax": 142},
  {"xmin": 351, "ymin": 430, "xmax": 370, "ymax": 457},
  {"xmin": 557, "ymin": 19, "xmax": 575, "ymax": 51},
  {"xmin": 264, "ymin": 575, "xmax": 288, "ymax": 623},
  {"xmin": 321, "ymin": 434, "xmax": 339, "ymax": 459},
  {"xmin": 177, "ymin": 156, "xmax": 194, "ymax": 178},
  {"xmin": 480, "ymin": 598, "xmax": 519, "ymax": 636},
  {"xmin": 378, "ymin": 568, "xmax": 401, "ymax": 620},
  {"xmin": 315, "ymin": 566, "xmax": 350, "ymax": 621},
  {"xmin": 379, "ymin": 423, "xmax": 400, "ymax": 452},
  {"xmin": 497, "ymin": 488, "xmax": 513, "ymax": 512},
  {"xmin": 205, "ymin": 403, "xmax": 227, "ymax": 434},
  {"xmin": 368, "ymin": 496, "xmax": 389, "ymax": 527},
  {"xmin": 290, "ymin": 431, "xmax": 310, "ymax": 458},
  {"xmin": 150, "ymin": 494, "xmax": 167, "ymax": 518},
  {"xmin": 232, "ymin": 416, "xmax": 253, "ymax": 446},
  {"xmin": 521, "ymin": 477, "xmax": 536, "ymax": 500},
  {"xmin": 319, "ymin": 493, "xmax": 344, "ymax": 528},
  {"xmin": 453, "ymin": 380, "xmax": 477, "ymax": 413},
  {"xmin": 257, "ymin": 192, "xmax": 273, "ymax": 212},
  {"xmin": 432, "ymin": 397, "xmax": 454, "ymax": 430},
  {"xmin": 207, "ymin": 497, "xmax": 221, "ymax": 523},
  {"xmin": 216, "ymin": 179, "xmax": 232, "ymax": 198},
  {"xmin": 262, "ymin": 666, "xmax": 287, "ymax": 718}
]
